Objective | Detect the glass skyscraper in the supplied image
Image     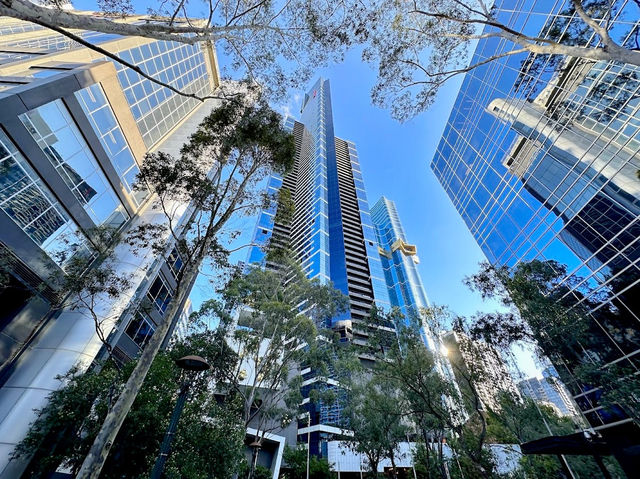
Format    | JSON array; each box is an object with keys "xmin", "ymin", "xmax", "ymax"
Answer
[
  {"xmin": 0, "ymin": 15, "xmax": 219, "ymax": 476},
  {"xmin": 430, "ymin": 0, "xmax": 640, "ymax": 469},
  {"xmin": 371, "ymin": 196, "xmax": 459, "ymax": 408},
  {"xmin": 248, "ymin": 78, "xmax": 390, "ymax": 331},
  {"xmin": 371, "ymin": 198, "xmax": 443, "ymax": 348},
  {"xmin": 248, "ymin": 78, "xmax": 390, "ymax": 456}
]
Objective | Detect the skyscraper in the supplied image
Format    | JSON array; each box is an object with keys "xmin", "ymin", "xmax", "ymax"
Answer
[
  {"xmin": 442, "ymin": 330, "xmax": 520, "ymax": 413},
  {"xmin": 248, "ymin": 78, "xmax": 390, "ymax": 334},
  {"xmin": 517, "ymin": 376, "xmax": 578, "ymax": 417},
  {"xmin": 247, "ymin": 78, "xmax": 390, "ymax": 456},
  {"xmin": 371, "ymin": 197, "xmax": 427, "ymax": 321},
  {"xmin": 370, "ymin": 197, "xmax": 455, "ymax": 378},
  {"xmin": 0, "ymin": 15, "xmax": 219, "ymax": 476},
  {"xmin": 430, "ymin": 0, "xmax": 640, "ymax": 469}
]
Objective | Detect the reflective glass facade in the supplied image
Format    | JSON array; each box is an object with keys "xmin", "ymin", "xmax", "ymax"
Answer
[
  {"xmin": 248, "ymin": 78, "xmax": 390, "ymax": 326},
  {"xmin": 20, "ymin": 100, "xmax": 129, "ymax": 228},
  {"xmin": 75, "ymin": 83, "xmax": 148, "ymax": 206},
  {"xmin": 431, "ymin": 0, "xmax": 640, "ymax": 435},
  {"xmin": 0, "ymin": 23, "xmax": 211, "ymax": 148},
  {"xmin": 0, "ymin": 129, "xmax": 89, "ymax": 267},
  {"xmin": 112, "ymin": 41, "xmax": 210, "ymax": 147},
  {"xmin": 0, "ymin": 16, "xmax": 219, "ymax": 474},
  {"xmin": 371, "ymin": 199, "xmax": 429, "ymax": 325},
  {"xmin": 248, "ymin": 79, "xmax": 391, "ymax": 454},
  {"xmin": 0, "ymin": 19, "xmax": 42, "ymax": 35},
  {"xmin": 371, "ymin": 197, "xmax": 457, "ymax": 383}
]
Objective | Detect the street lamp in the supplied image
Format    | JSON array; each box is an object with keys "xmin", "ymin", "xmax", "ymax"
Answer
[
  {"xmin": 304, "ymin": 411, "xmax": 311, "ymax": 479},
  {"xmin": 150, "ymin": 355, "xmax": 210, "ymax": 479}
]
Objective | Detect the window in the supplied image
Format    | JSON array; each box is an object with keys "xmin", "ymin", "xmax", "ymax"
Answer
[
  {"xmin": 167, "ymin": 247, "xmax": 184, "ymax": 280},
  {"xmin": 0, "ymin": 129, "xmax": 90, "ymax": 267},
  {"xmin": 19, "ymin": 99, "xmax": 128, "ymax": 227},
  {"xmin": 125, "ymin": 312, "xmax": 155, "ymax": 348},
  {"xmin": 147, "ymin": 274, "xmax": 172, "ymax": 314}
]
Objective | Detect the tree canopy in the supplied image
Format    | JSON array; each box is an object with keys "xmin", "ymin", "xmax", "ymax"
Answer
[
  {"xmin": 13, "ymin": 330, "xmax": 245, "ymax": 479},
  {"xmin": 0, "ymin": 0, "xmax": 366, "ymax": 101},
  {"xmin": 361, "ymin": 0, "xmax": 640, "ymax": 120},
  {"xmin": 78, "ymin": 98, "xmax": 296, "ymax": 478}
]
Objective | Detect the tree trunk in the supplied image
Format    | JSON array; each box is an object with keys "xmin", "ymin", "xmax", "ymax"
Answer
[
  {"xmin": 0, "ymin": 0, "xmax": 205, "ymax": 44},
  {"xmin": 76, "ymin": 256, "xmax": 201, "ymax": 478},
  {"xmin": 389, "ymin": 452, "xmax": 398, "ymax": 479},
  {"xmin": 248, "ymin": 443, "xmax": 260, "ymax": 479},
  {"xmin": 499, "ymin": 30, "xmax": 640, "ymax": 67},
  {"xmin": 437, "ymin": 438, "xmax": 447, "ymax": 479}
]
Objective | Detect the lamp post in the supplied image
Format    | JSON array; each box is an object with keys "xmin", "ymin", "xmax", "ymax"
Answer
[
  {"xmin": 150, "ymin": 355, "xmax": 210, "ymax": 479},
  {"xmin": 306, "ymin": 411, "xmax": 311, "ymax": 479}
]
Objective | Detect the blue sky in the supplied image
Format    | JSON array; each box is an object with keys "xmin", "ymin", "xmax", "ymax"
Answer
[
  {"xmin": 72, "ymin": 0, "xmax": 540, "ymax": 377},
  {"xmin": 218, "ymin": 49, "xmax": 541, "ymax": 378}
]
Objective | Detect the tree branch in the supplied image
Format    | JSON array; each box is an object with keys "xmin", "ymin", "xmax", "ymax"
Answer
[
  {"xmin": 2, "ymin": 16, "xmax": 231, "ymax": 102},
  {"xmin": 570, "ymin": 0, "xmax": 615, "ymax": 46}
]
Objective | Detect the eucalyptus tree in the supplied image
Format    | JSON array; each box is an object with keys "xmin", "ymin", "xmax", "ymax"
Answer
[
  {"xmin": 12, "ymin": 330, "xmax": 244, "ymax": 479},
  {"xmin": 362, "ymin": 0, "xmax": 640, "ymax": 120},
  {"xmin": 0, "ymin": 0, "xmax": 366, "ymax": 101},
  {"xmin": 343, "ymin": 378, "xmax": 408, "ymax": 478},
  {"xmin": 195, "ymin": 257, "xmax": 348, "ymax": 479},
  {"xmin": 463, "ymin": 259, "xmax": 640, "ymax": 423},
  {"xmin": 77, "ymin": 98, "xmax": 295, "ymax": 478}
]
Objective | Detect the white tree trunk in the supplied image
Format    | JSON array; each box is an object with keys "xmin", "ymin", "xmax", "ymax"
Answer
[
  {"xmin": 0, "ymin": 0, "xmax": 206, "ymax": 44},
  {"xmin": 76, "ymin": 257, "xmax": 201, "ymax": 478}
]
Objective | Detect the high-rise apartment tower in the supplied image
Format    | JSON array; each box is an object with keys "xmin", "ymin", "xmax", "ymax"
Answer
[{"xmin": 247, "ymin": 78, "xmax": 391, "ymax": 456}]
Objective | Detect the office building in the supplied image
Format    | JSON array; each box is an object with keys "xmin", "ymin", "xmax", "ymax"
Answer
[
  {"xmin": 430, "ymin": 0, "xmax": 640, "ymax": 468},
  {"xmin": 518, "ymin": 376, "xmax": 578, "ymax": 417},
  {"xmin": 247, "ymin": 78, "xmax": 391, "ymax": 456},
  {"xmin": 0, "ymin": 14, "xmax": 219, "ymax": 476}
]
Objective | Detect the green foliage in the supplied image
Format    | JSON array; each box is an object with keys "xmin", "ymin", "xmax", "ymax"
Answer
[
  {"xmin": 413, "ymin": 443, "xmax": 448, "ymax": 479},
  {"xmin": 282, "ymin": 446, "xmax": 333, "ymax": 479},
  {"xmin": 13, "ymin": 331, "xmax": 244, "ymax": 478},
  {"xmin": 194, "ymin": 254, "xmax": 348, "ymax": 467},
  {"xmin": 464, "ymin": 259, "xmax": 640, "ymax": 423},
  {"xmin": 343, "ymin": 376, "xmax": 408, "ymax": 476},
  {"xmin": 273, "ymin": 187, "xmax": 295, "ymax": 227}
]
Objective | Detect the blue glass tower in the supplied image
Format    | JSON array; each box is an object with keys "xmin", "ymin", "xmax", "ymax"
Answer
[
  {"xmin": 430, "ymin": 0, "xmax": 640, "ymax": 468},
  {"xmin": 247, "ymin": 78, "xmax": 390, "ymax": 455},
  {"xmin": 370, "ymin": 197, "xmax": 458, "ymax": 387},
  {"xmin": 248, "ymin": 78, "xmax": 389, "ymax": 329}
]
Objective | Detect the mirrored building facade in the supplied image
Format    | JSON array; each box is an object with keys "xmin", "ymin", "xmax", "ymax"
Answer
[
  {"xmin": 0, "ymin": 15, "xmax": 219, "ymax": 476},
  {"xmin": 430, "ymin": 0, "xmax": 640, "ymax": 468}
]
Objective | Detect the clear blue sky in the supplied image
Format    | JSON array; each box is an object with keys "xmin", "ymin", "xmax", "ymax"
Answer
[{"xmin": 72, "ymin": 0, "xmax": 540, "ymax": 377}]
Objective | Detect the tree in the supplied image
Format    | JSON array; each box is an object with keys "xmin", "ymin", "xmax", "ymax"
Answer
[
  {"xmin": 464, "ymin": 259, "xmax": 640, "ymax": 423},
  {"xmin": 78, "ymin": 98, "xmax": 295, "ymax": 478},
  {"xmin": 42, "ymin": 226, "xmax": 134, "ymax": 371},
  {"xmin": 485, "ymin": 393, "xmax": 625, "ymax": 479},
  {"xmin": 343, "ymin": 377, "xmax": 409, "ymax": 479},
  {"xmin": 195, "ymin": 257, "xmax": 347, "ymax": 479},
  {"xmin": 12, "ymin": 330, "xmax": 245, "ymax": 478},
  {"xmin": 370, "ymin": 317, "xmax": 458, "ymax": 479},
  {"xmin": 462, "ymin": 259, "xmax": 640, "ymax": 477},
  {"xmin": 281, "ymin": 446, "xmax": 333, "ymax": 479},
  {"xmin": 0, "ymin": 0, "xmax": 364, "ymax": 101},
  {"xmin": 347, "ymin": 307, "xmax": 506, "ymax": 479},
  {"xmin": 361, "ymin": 0, "xmax": 640, "ymax": 120}
]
